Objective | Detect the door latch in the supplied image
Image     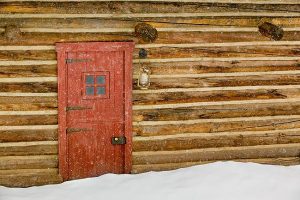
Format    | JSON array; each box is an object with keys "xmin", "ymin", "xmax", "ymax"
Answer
[{"xmin": 111, "ymin": 136, "xmax": 126, "ymax": 145}]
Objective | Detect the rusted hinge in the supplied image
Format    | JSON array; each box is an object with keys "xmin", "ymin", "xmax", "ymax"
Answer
[
  {"xmin": 67, "ymin": 128, "xmax": 93, "ymax": 134},
  {"xmin": 66, "ymin": 58, "xmax": 92, "ymax": 64},
  {"xmin": 66, "ymin": 106, "xmax": 93, "ymax": 111}
]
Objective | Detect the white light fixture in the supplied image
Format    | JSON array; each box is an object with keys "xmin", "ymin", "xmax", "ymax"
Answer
[{"xmin": 138, "ymin": 66, "xmax": 150, "ymax": 90}]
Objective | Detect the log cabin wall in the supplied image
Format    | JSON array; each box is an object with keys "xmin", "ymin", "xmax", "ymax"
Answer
[{"xmin": 1, "ymin": 0, "xmax": 300, "ymax": 187}]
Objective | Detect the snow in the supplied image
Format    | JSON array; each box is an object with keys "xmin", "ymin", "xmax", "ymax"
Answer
[{"xmin": 1, "ymin": 161, "xmax": 300, "ymax": 200}]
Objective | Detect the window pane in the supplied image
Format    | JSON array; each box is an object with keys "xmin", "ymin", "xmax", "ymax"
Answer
[
  {"xmin": 96, "ymin": 76, "xmax": 105, "ymax": 84},
  {"xmin": 86, "ymin": 75, "xmax": 94, "ymax": 84},
  {"xmin": 96, "ymin": 87, "xmax": 105, "ymax": 95},
  {"xmin": 86, "ymin": 86, "xmax": 94, "ymax": 95}
]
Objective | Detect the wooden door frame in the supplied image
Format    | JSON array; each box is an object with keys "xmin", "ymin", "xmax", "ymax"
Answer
[{"xmin": 56, "ymin": 42, "xmax": 135, "ymax": 181}]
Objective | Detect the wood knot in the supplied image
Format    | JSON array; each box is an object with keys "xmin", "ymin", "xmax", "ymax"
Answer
[
  {"xmin": 258, "ymin": 22, "xmax": 284, "ymax": 41},
  {"xmin": 135, "ymin": 23, "xmax": 158, "ymax": 43},
  {"xmin": 4, "ymin": 25, "xmax": 21, "ymax": 41}
]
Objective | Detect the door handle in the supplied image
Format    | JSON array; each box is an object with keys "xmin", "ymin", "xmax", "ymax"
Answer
[
  {"xmin": 66, "ymin": 106, "xmax": 93, "ymax": 111},
  {"xmin": 111, "ymin": 136, "xmax": 126, "ymax": 145}
]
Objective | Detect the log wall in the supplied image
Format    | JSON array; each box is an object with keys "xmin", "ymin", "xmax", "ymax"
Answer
[{"xmin": 1, "ymin": 0, "xmax": 300, "ymax": 187}]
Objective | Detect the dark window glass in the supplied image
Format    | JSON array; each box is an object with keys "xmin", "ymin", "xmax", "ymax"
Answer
[
  {"xmin": 86, "ymin": 75, "xmax": 94, "ymax": 84},
  {"xmin": 96, "ymin": 87, "xmax": 105, "ymax": 95},
  {"xmin": 86, "ymin": 86, "xmax": 94, "ymax": 95},
  {"xmin": 96, "ymin": 76, "xmax": 105, "ymax": 84}
]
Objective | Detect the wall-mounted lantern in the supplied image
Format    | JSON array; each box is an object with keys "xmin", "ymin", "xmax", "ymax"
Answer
[{"xmin": 137, "ymin": 65, "xmax": 151, "ymax": 90}]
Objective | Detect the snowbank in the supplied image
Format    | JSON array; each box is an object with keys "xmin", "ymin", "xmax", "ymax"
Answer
[{"xmin": 1, "ymin": 161, "xmax": 300, "ymax": 200}]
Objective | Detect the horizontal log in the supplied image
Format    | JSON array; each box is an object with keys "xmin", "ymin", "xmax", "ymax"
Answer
[
  {"xmin": 0, "ymin": 82, "xmax": 57, "ymax": 92},
  {"xmin": 0, "ymin": 92, "xmax": 57, "ymax": 96},
  {"xmin": 0, "ymin": 155, "xmax": 58, "ymax": 169},
  {"xmin": 133, "ymin": 60, "xmax": 300, "ymax": 75},
  {"xmin": 1, "ymin": 2, "xmax": 300, "ymax": 15},
  {"xmin": 1, "ymin": 27, "xmax": 300, "ymax": 34},
  {"xmin": 155, "ymin": 31, "xmax": 300, "ymax": 45},
  {"xmin": 1, "ymin": 31, "xmax": 300, "ymax": 45},
  {"xmin": 0, "ymin": 32, "xmax": 137, "ymax": 45},
  {"xmin": 133, "ymin": 128, "xmax": 300, "ymax": 151},
  {"xmin": 135, "ymin": 57, "xmax": 300, "ymax": 64},
  {"xmin": 133, "ymin": 87, "xmax": 300, "ymax": 105},
  {"xmin": 0, "ymin": 50, "xmax": 55, "ymax": 61},
  {"xmin": 0, "ymin": 115, "xmax": 57, "ymax": 126},
  {"xmin": 0, "ymin": 96, "xmax": 57, "ymax": 111},
  {"xmin": 0, "ymin": 64, "xmax": 57, "ymax": 78},
  {"xmin": 2, "ymin": 0, "xmax": 300, "ymax": 5},
  {"xmin": 0, "ymin": 126, "xmax": 57, "ymax": 142},
  {"xmin": 0, "ymin": 168, "xmax": 62, "ymax": 187},
  {"xmin": 132, "ymin": 157, "xmax": 300, "ymax": 173},
  {"xmin": 133, "ymin": 74, "xmax": 300, "ymax": 90},
  {"xmin": 3, "ymin": 18, "xmax": 300, "ymax": 31},
  {"xmin": 133, "ymin": 143, "xmax": 300, "ymax": 164},
  {"xmin": 0, "ymin": 141, "xmax": 58, "ymax": 156},
  {"xmin": 0, "ymin": 77, "xmax": 57, "ymax": 83},
  {"xmin": 133, "ymin": 45, "xmax": 300, "ymax": 59},
  {"xmin": 133, "ymin": 98, "xmax": 300, "ymax": 110},
  {"xmin": 2, "ymin": 13, "xmax": 300, "ymax": 19},
  {"xmin": 133, "ymin": 101, "xmax": 300, "ymax": 121},
  {"xmin": 133, "ymin": 115, "xmax": 300, "ymax": 136},
  {"xmin": 1, "ymin": 41, "xmax": 300, "ymax": 51},
  {"xmin": 0, "ymin": 60, "xmax": 56, "ymax": 66}
]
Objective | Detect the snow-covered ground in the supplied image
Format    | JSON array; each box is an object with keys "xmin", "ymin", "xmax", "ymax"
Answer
[{"xmin": 1, "ymin": 161, "xmax": 300, "ymax": 200}]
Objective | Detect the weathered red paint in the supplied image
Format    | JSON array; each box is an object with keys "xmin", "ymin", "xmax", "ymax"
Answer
[{"xmin": 56, "ymin": 42, "xmax": 134, "ymax": 181}]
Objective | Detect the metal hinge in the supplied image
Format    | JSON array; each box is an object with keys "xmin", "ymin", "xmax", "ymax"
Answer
[
  {"xmin": 67, "ymin": 128, "xmax": 93, "ymax": 134},
  {"xmin": 66, "ymin": 58, "xmax": 92, "ymax": 64},
  {"xmin": 66, "ymin": 106, "xmax": 93, "ymax": 111}
]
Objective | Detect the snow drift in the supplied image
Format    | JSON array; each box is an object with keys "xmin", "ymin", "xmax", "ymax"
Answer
[{"xmin": 1, "ymin": 161, "xmax": 300, "ymax": 200}]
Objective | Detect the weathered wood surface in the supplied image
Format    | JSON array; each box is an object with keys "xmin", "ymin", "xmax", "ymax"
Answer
[
  {"xmin": 2, "ymin": 18, "xmax": 300, "ymax": 30},
  {"xmin": 133, "ymin": 101, "xmax": 300, "ymax": 121},
  {"xmin": 133, "ymin": 116, "xmax": 300, "ymax": 136},
  {"xmin": 1, "ymin": 31, "xmax": 300, "ymax": 45},
  {"xmin": 133, "ymin": 60, "xmax": 300, "ymax": 75},
  {"xmin": 0, "ymin": 126, "xmax": 57, "ymax": 142},
  {"xmin": 0, "ymin": 115, "xmax": 57, "ymax": 126},
  {"xmin": 0, "ymin": 141, "xmax": 58, "ymax": 156},
  {"xmin": 0, "ymin": 81, "xmax": 57, "ymax": 92},
  {"xmin": 0, "ymin": 168, "xmax": 62, "ymax": 187},
  {"xmin": 4, "ymin": 45, "xmax": 300, "ymax": 63},
  {"xmin": 1, "ymin": 2, "xmax": 300, "ymax": 14},
  {"xmin": 0, "ymin": 64, "xmax": 57, "ymax": 78},
  {"xmin": 132, "ymin": 157, "xmax": 300, "ymax": 173},
  {"xmin": 0, "ymin": 96, "xmax": 57, "ymax": 111},
  {"xmin": 133, "ymin": 74, "xmax": 300, "ymax": 89},
  {"xmin": 133, "ymin": 87, "xmax": 300, "ymax": 105},
  {"xmin": 133, "ymin": 143, "xmax": 300, "ymax": 164},
  {"xmin": 133, "ymin": 128, "xmax": 300, "ymax": 151},
  {"xmin": 0, "ymin": 50, "xmax": 55, "ymax": 61},
  {"xmin": 0, "ymin": 155, "xmax": 58, "ymax": 169},
  {"xmin": 133, "ymin": 45, "xmax": 300, "ymax": 59}
]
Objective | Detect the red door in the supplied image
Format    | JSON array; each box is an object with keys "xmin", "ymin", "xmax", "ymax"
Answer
[{"xmin": 56, "ymin": 42, "xmax": 134, "ymax": 180}]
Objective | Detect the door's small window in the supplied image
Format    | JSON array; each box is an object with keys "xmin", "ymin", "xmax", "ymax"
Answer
[
  {"xmin": 96, "ymin": 76, "xmax": 105, "ymax": 84},
  {"xmin": 83, "ymin": 72, "xmax": 109, "ymax": 99},
  {"xmin": 86, "ymin": 76, "xmax": 94, "ymax": 84},
  {"xmin": 86, "ymin": 86, "xmax": 94, "ymax": 95}
]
